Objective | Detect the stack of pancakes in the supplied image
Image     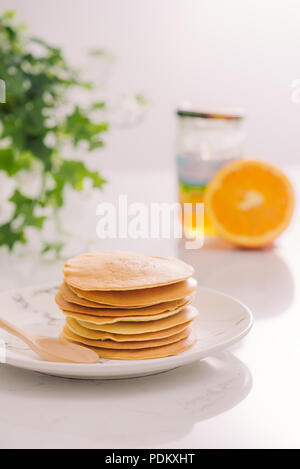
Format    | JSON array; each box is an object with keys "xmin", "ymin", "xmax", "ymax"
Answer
[{"xmin": 56, "ymin": 251, "xmax": 198, "ymax": 360}]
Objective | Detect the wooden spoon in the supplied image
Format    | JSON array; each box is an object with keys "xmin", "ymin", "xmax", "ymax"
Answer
[{"xmin": 0, "ymin": 317, "xmax": 99, "ymax": 364}]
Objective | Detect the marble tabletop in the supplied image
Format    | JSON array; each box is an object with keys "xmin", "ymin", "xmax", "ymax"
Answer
[{"xmin": 0, "ymin": 169, "xmax": 299, "ymax": 449}]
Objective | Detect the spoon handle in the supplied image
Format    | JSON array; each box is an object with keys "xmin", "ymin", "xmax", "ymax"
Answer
[{"xmin": 0, "ymin": 317, "xmax": 35, "ymax": 347}]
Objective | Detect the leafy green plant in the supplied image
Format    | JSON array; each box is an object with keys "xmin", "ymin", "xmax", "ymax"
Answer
[{"xmin": 0, "ymin": 11, "xmax": 109, "ymax": 254}]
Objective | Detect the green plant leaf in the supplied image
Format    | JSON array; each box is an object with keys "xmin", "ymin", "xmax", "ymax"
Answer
[
  {"xmin": 55, "ymin": 160, "xmax": 107, "ymax": 191},
  {"xmin": 41, "ymin": 241, "xmax": 64, "ymax": 256},
  {"xmin": 64, "ymin": 105, "xmax": 108, "ymax": 150},
  {"xmin": 0, "ymin": 222, "xmax": 26, "ymax": 250},
  {"xmin": 9, "ymin": 189, "xmax": 46, "ymax": 228}
]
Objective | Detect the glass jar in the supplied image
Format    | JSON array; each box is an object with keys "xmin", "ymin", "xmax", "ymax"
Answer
[{"xmin": 176, "ymin": 107, "xmax": 245, "ymax": 237}]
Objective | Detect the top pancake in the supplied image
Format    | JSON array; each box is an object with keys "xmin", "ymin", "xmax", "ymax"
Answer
[{"xmin": 63, "ymin": 251, "xmax": 194, "ymax": 291}]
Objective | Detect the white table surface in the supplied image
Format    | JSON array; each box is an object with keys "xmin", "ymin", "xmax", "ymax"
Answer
[{"xmin": 0, "ymin": 168, "xmax": 299, "ymax": 449}]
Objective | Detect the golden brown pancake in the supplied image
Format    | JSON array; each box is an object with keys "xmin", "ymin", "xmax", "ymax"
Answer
[
  {"xmin": 60, "ymin": 305, "xmax": 185, "ymax": 325},
  {"xmin": 61, "ymin": 324, "xmax": 191, "ymax": 349},
  {"xmin": 66, "ymin": 305, "xmax": 198, "ymax": 336},
  {"xmin": 63, "ymin": 320, "xmax": 193, "ymax": 342},
  {"xmin": 69, "ymin": 277, "xmax": 197, "ymax": 307},
  {"xmin": 63, "ymin": 251, "xmax": 194, "ymax": 291},
  {"xmin": 62, "ymin": 331, "xmax": 196, "ymax": 360},
  {"xmin": 59, "ymin": 283, "xmax": 120, "ymax": 309},
  {"xmin": 55, "ymin": 290, "xmax": 192, "ymax": 317}
]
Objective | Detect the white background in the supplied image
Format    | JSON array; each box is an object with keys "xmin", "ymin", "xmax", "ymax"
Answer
[{"xmin": 1, "ymin": 0, "xmax": 300, "ymax": 170}]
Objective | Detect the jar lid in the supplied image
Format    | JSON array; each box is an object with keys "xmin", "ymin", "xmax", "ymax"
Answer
[
  {"xmin": 0, "ymin": 80, "xmax": 5, "ymax": 103},
  {"xmin": 177, "ymin": 106, "xmax": 244, "ymax": 121}
]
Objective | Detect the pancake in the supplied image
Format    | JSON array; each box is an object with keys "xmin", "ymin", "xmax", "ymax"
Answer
[
  {"xmin": 60, "ymin": 304, "xmax": 185, "ymax": 325},
  {"xmin": 69, "ymin": 277, "xmax": 197, "ymax": 307},
  {"xmin": 66, "ymin": 305, "xmax": 198, "ymax": 336},
  {"xmin": 63, "ymin": 251, "xmax": 194, "ymax": 291},
  {"xmin": 61, "ymin": 324, "xmax": 191, "ymax": 349},
  {"xmin": 63, "ymin": 319, "xmax": 193, "ymax": 342},
  {"xmin": 59, "ymin": 283, "xmax": 120, "ymax": 309},
  {"xmin": 62, "ymin": 331, "xmax": 196, "ymax": 360},
  {"xmin": 55, "ymin": 290, "xmax": 192, "ymax": 317}
]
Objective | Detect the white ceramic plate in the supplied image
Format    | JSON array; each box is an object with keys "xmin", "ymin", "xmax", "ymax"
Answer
[{"xmin": 0, "ymin": 284, "xmax": 253, "ymax": 379}]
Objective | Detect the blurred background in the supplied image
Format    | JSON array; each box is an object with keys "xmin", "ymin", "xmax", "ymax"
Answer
[{"xmin": 1, "ymin": 0, "xmax": 299, "ymax": 171}]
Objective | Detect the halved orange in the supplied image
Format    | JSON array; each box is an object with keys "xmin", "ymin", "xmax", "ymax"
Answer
[{"xmin": 204, "ymin": 160, "xmax": 295, "ymax": 247}]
